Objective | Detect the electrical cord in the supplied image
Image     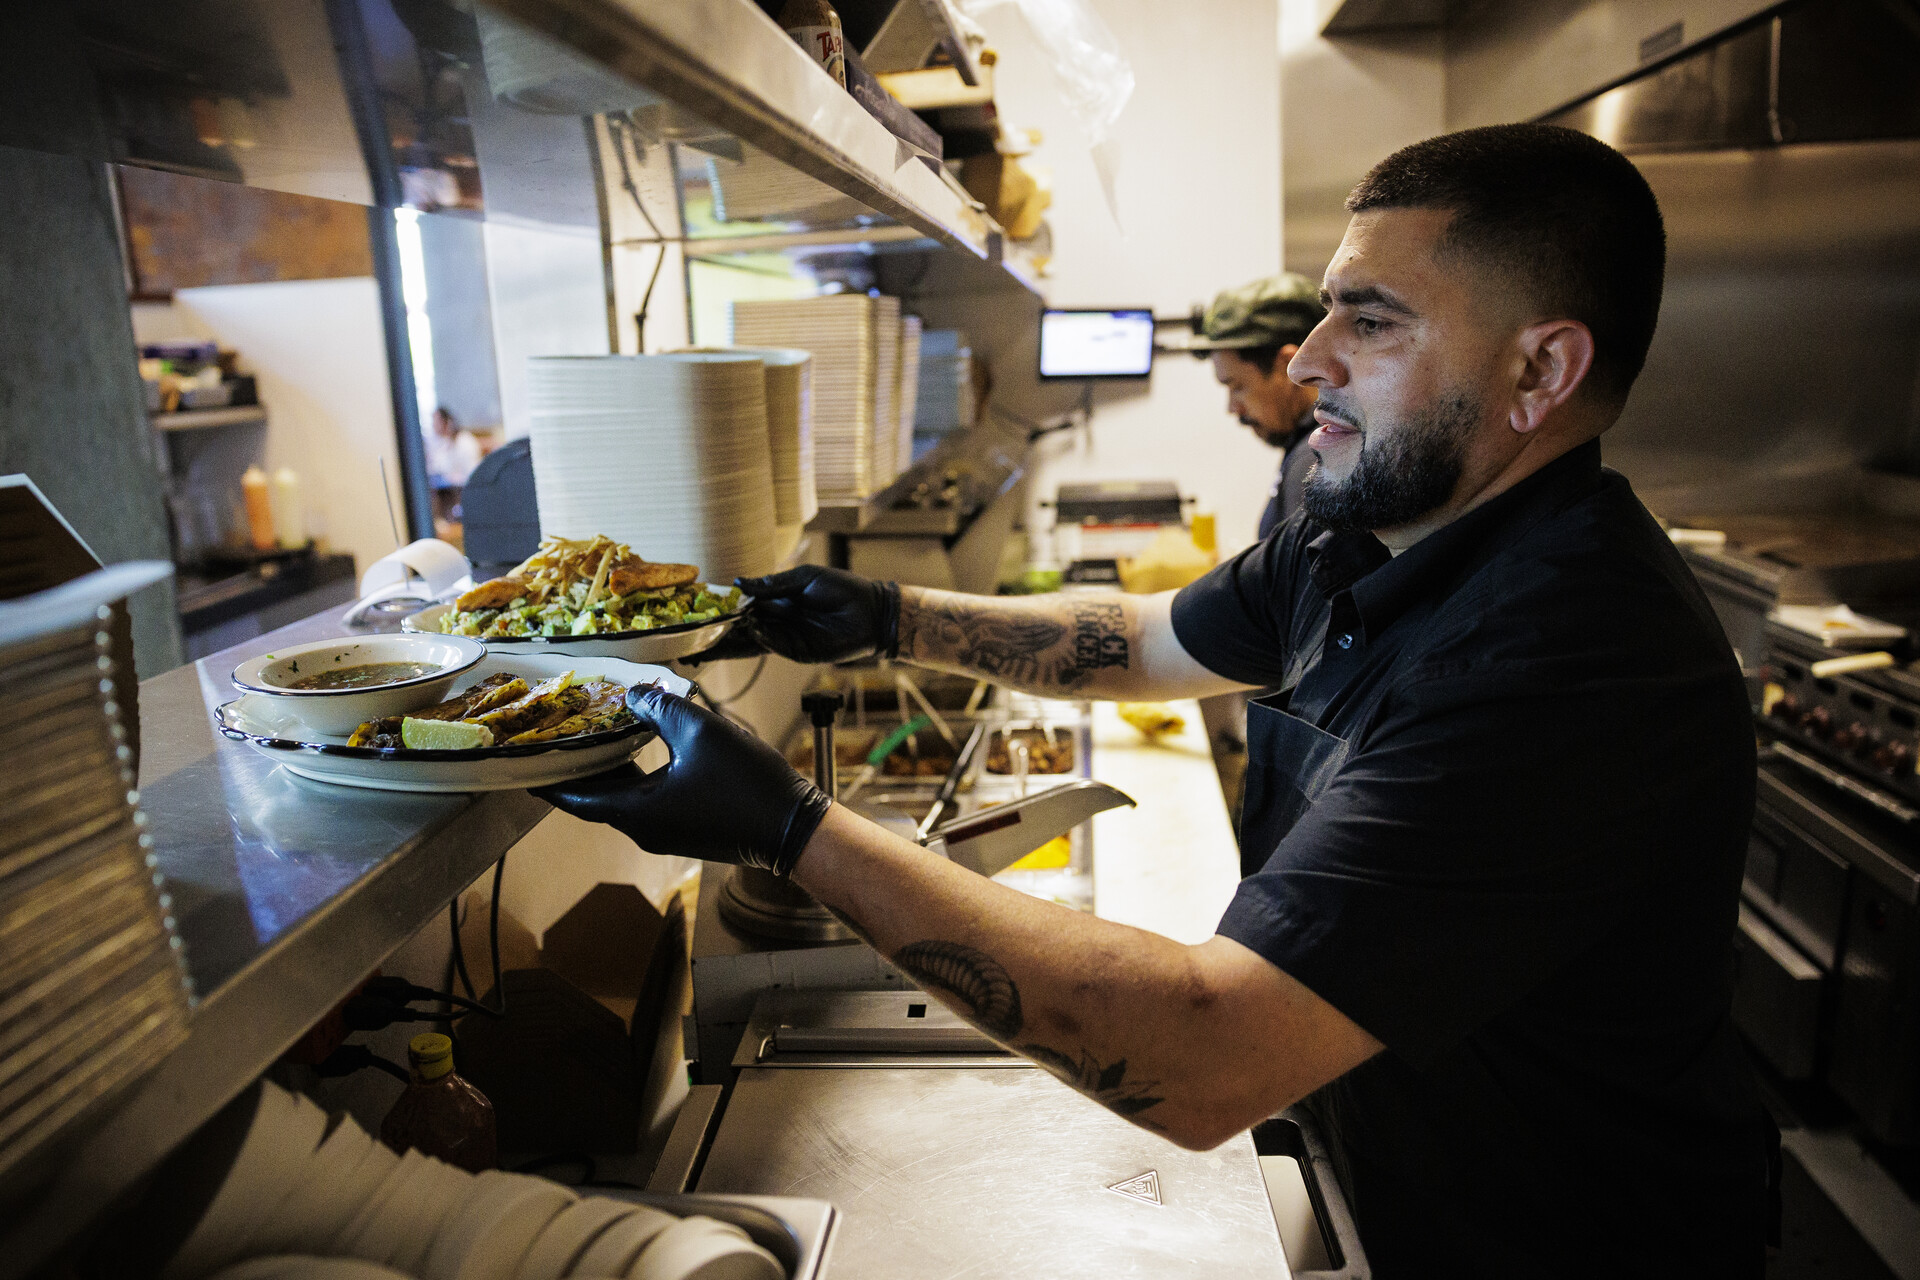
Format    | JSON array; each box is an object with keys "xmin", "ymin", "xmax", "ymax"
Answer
[
  {"xmin": 609, "ymin": 112, "xmax": 669, "ymax": 350},
  {"xmin": 313, "ymin": 1043, "xmax": 408, "ymax": 1085},
  {"xmin": 343, "ymin": 976, "xmax": 499, "ymax": 1033},
  {"xmin": 708, "ymin": 653, "xmax": 769, "ymax": 707},
  {"xmin": 448, "ymin": 853, "xmax": 508, "ymax": 1017},
  {"xmin": 450, "ymin": 895, "xmax": 476, "ymax": 1002}
]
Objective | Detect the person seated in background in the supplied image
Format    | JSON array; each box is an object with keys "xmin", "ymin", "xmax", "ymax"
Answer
[
  {"xmin": 425, "ymin": 406, "xmax": 483, "ymax": 491},
  {"xmin": 1189, "ymin": 274, "xmax": 1328, "ymax": 540},
  {"xmin": 425, "ymin": 406, "xmax": 485, "ymax": 542}
]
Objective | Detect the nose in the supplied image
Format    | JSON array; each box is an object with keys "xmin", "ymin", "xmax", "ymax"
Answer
[{"xmin": 1288, "ymin": 315, "xmax": 1342, "ymax": 389}]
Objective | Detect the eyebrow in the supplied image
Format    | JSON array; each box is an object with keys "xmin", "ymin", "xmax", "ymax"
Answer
[{"xmin": 1319, "ymin": 284, "xmax": 1417, "ymax": 317}]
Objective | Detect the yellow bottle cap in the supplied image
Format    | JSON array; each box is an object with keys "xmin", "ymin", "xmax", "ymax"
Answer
[{"xmin": 409, "ymin": 1032, "xmax": 454, "ymax": 1080}]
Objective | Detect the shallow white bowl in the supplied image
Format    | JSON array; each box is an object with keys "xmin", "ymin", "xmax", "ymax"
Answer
[{"xmin": 231, "ymin": 634, "xmax": 487, "ymax": 737}]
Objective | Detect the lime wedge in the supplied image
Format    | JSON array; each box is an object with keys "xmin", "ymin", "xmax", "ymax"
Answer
[{"xmin": 401, "ymin": 718, "xmax": 494, "ymax": 750}]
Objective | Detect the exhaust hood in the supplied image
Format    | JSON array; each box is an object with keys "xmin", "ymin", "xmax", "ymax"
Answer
[{"xmin": 1543, "ymin": 0, "xmax": 1920, "ymax": 153}]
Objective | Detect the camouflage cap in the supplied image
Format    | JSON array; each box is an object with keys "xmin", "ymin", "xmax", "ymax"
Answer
[{"xmin": 1188, "ymin": 273, "xmax": 1325, "ymax": 351}]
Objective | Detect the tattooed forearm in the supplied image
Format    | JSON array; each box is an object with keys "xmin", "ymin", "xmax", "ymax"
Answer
[
  {"xmin": 891, "ymin": 937, "xmax": 1168, "ymax": 1131},
  {"xmin": 897, "ymin": 590, "xmax": 1133, "ymax": 694},
  {"xmin": 893, "ymin": 940, "xmax": 1024, "ymax": 1039},
  {"xmin": 1021, "ymin": 1044, "xmax": 1168, "ymax": 1126}
]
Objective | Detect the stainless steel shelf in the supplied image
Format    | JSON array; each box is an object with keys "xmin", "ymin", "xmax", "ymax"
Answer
[
  {"xmin": 0, "ymin": 609, "xmax": 550, "ymax": 1280},
  {"xmin": 488, "ymin": 0, "xmax": 997, "ymax": 257},
  {"xmin": 151, "ymin": 405, "xmax": 268, "ymax": 432}
]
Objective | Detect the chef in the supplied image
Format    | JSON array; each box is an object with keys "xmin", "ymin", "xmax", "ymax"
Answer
[
  {"xmin": 542, "ymin": 124, "xmax": 1776, "ymax": 1277},
  {"xmin": 1187, "ymin": 273, "xmax": 1327, "ymax": 538}
]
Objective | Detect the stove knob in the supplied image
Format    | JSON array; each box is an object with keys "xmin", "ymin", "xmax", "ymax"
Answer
[
  {"xmin": 1832, "ymin": 722, "xmax": 1871, "ymax": 754},
  {"xmin": 1799, "ymin": 706, "xmax": 1834, "ymax": 739},
  {"xmin": 1872, "ymin": 741, "xmax": 1914, "ymax": 775}
]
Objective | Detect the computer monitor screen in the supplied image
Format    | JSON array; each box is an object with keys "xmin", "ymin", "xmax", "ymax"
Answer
[{"xmin": 1038, "ymin": 309, "xmax": 1154, "ymax": 380}]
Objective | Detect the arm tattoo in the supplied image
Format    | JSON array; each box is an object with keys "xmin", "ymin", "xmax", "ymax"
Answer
[
  {"xmin": 899, "ymin": 594, "xmax": 1130, "ymax": 693},
  {"xmin": 893, "ymin": 940, "xmax": 1023, "ymax": 1039},
  {"xmin": 891, "ymin": 938, "xmax": 1167, "ymax": 1129},
  {"xmin": 1021, "ymin": 1044, "xmax": 1168, "ymax": 1125}
]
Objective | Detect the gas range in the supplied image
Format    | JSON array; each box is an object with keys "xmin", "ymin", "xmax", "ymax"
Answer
[
  {"xmin": 1740, "ymin": 621, "xmax": 1920, "ymax": 1147},
  {"xmin": 1759, "ymin": 623, "xmax": 1920, "ymax": 821}
]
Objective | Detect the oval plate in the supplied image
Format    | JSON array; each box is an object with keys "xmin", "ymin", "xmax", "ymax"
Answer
[
  {"xmin": 401, "ymin": 596, "xmax": 751, "ymax": 663},
  {"xmin": 214, "ymin": 651, "xmax": 691, "ymax": 792}
]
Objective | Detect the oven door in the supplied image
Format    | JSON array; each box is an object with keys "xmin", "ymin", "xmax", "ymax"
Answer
[{"xmin": 1734, "ymin": 781, "xmax": 1854, "ymax": 1079}]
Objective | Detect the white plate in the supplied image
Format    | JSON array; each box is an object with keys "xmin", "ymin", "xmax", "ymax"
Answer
[
  {"xmin": 402, "ymin": 595, "xmax": 750, "ymax": 665},
  {"xmin": 627, "ymin": 1216, "xmax": 779, "ymax": 1280},
  {"xmin": 215, "ymin": 652, "xmax": 690, "ymax": 793},
  {"xmin": 424, "ymin": 1170, "xmax": 578, "ymax": 1280},
  {"xmin": 248, "ymin": 1113, "xmax": 376, "ymax": 1256},
  {"xmin": 163, "ymin": 1084, "xmax": 330, "ymax": 1280},
  {"xmin": 514, "ymin": 1198, "xmax": 644, "ymax": 1280},
  {"xmin": 569, "ymin": 1206, "xmax": 680, "ymax": 1277}
]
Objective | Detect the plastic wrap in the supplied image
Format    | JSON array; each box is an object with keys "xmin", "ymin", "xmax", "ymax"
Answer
[{"xmin": 959, "ymin": 0, "xmax": 1134, "ymax": 147}]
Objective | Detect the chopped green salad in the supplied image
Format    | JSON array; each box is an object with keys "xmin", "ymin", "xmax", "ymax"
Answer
[{"xmin": 439, "ymin": 580, "xmax": 741, "ymax": 639}]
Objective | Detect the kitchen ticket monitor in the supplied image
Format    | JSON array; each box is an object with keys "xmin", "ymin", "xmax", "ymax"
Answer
[{"xmin": 1039, "ymin": 308, "xmax": 1154, "ymax": 380}]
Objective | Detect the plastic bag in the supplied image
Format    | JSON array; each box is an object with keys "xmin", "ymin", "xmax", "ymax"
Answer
[{"xmin": 958, "ymin": 0, "xmax": 1134, "ymax": 148}]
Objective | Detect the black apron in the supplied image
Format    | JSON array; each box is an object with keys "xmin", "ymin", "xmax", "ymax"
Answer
[{"xmin": 1237, "ymin": 689, "xmax": 1350, "ymax": 879}]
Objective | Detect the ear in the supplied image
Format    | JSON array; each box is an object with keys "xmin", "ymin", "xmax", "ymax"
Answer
[{"xmin": 1509, "ymin": 321, "xmax": 1594, "ymax": 435}]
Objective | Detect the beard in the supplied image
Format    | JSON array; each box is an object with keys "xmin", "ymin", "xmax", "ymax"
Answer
[{"xmin": 1300, "ymin": 392, "xmax": 1478, "ymax": 533}]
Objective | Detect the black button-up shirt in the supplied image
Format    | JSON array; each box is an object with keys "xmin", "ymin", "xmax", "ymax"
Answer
[{"xmin": 1172, "ymin": 440, "xmax": 1774, "ymax": 1277}]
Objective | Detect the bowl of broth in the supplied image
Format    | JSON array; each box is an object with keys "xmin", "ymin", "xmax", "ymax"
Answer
[{"xmin": 231, "ymin": 633, "xmax": 487, "ymax": 736}]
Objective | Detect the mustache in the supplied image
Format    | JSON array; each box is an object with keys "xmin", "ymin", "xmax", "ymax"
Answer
[{"xmin": 1314, "ymin": 399, "xmax": 1361, "ymax": 429}]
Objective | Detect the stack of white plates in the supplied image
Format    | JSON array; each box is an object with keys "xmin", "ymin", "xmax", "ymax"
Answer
[
  {"xmin": 526, "ymin": 354, "xmax": 780, "ymax": 582},
  {"xmin": 733, "ymin": 295, "xmax": 906, "ymax": 502},
  {"xmin": 0, "ymin": 563, "xmax": 193, "ymax": 1190},
  {"xmin": 673, "ymin": 347, "xmax": 815, "ymax": 559},
  {"xmin": 894, "ymin": 316, "xmax": 922, "ymax": 479},
  {"xmin": 165, "ymin": 1083, "xmax": 785, "ymax": 1280},
  {"xmin": 868, "ymin": 296, "xmax": 902, "ymax": 492}
]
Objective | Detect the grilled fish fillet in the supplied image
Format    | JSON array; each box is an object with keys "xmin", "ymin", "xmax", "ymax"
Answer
[
  {"xmin": 348, "ymin": 674, "xmax": 524, "ymax": 747},
  {"xmin": 503, "ymin": 680, "xmax": 634, "ymax": 744},
  {"xmin": 608, "ymin": 560, "xmax": 700, "ymax": 594},
  {"xmin": 455, "ymin": 577, "xmax": 529, "ymax": 611}
]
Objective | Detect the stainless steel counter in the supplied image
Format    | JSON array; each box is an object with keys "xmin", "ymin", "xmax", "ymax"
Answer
[{"xmin": 1, "ymin": 609, "xmax": 549, "ymax": 1280}]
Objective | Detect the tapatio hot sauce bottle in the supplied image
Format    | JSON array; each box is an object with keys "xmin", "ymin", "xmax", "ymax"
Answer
[
  {"xmin": 379, "ymin": 1032, "xmax": 497, "ymax": 1172},
  {"xmin": 778, "ymin": 0, "xmax": 846, "ymax": 88}
]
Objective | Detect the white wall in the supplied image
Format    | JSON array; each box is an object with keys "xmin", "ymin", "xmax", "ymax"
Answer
[
  {"xmin": 964, "ymin": 0, "xmax": 1294, "ymax": 555},
  {"xmin": 131, "ymin": 278, "xmax": 405, "ymax": 579}
]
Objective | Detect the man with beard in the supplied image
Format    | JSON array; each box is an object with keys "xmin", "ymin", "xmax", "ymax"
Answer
[
  {"xmin": 541, "ymin": 124, "xmax": 1775, "ymax": 1277},
  {"xmin": 1188, "ymin": 274, "xmax": 1327, "ymax": 538}
]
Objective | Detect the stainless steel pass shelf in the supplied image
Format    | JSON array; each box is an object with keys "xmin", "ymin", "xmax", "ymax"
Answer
[
  {"xmin": 151, "ymin": 406, "xmax": 268, "ymax": 432},
  {"xmin": 487, "ymin": 0, "xmax": 996, "ymax": 257},
  {"xmin": 0, "ymin": 610, "xmax": 549, "ymax": 1280}
]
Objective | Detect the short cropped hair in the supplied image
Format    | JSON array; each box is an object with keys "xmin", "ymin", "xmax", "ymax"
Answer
[
  {"xmin": 1347, "ymin": 123, "xmax": 1666, "ymax": 404},
  {"xmin": 1224, "ymin": 344, "xmax": 1284, "ymax": 376}
]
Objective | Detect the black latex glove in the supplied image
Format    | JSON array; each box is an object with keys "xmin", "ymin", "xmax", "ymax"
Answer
[
  {"xmin": 532, "ymin": 686, "xmax": 830, "ymax": 876},
  {"xmin": 734, "ymin": 565, "xmax": 900, "ymax": 665}
]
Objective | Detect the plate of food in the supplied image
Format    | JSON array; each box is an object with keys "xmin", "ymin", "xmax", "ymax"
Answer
[
  {"xmin": 403, "ymin": 536, "xmax": 751, "ymax": 663},
  {"xmin": 215, "ymin": 650, "xmax": 689, "ymax": 792}
]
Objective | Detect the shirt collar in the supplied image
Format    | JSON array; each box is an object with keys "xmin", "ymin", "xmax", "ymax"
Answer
[{"xmin": 1308, "ymin": 438, "xmax": 1605, "ymax": 640}]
